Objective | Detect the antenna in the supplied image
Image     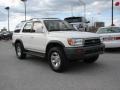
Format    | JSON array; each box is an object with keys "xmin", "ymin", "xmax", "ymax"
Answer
[{"xmin": 71, "ymin": 5, "xmax": 73, "ymax": 17}]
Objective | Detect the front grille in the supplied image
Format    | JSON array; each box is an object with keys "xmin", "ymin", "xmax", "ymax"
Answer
[
  {"xmin": 84, "ymin": 38, "xmax": 101, "ymax": 47},
  {"xmin": 85, "ymin": 47, "xmax": 103, "ymax": 54}
]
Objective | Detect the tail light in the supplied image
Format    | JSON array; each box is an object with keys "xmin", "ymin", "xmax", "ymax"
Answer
[{"xmin": 114, "ymin": 37, "xmax": 120, "ymax": 40}]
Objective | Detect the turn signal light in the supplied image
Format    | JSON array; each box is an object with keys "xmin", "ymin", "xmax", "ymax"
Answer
[{"xmin": 67, "ymin": 38, "xmax": 75, "ymax": 45}]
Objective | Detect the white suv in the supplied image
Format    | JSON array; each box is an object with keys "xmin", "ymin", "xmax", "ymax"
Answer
[{"xmin": 12, "ymin": 18, "xmax": 105, "ymax": 72}]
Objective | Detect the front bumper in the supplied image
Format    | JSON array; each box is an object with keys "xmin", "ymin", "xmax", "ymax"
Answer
[{"xmin": 64, "ymin": 44, "xmax": 105, "ymax": 60}]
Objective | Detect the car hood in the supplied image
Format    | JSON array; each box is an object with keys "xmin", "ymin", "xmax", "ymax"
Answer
[{"xmin": 48, "ymin": 31, "xmax": 100, "ymax": 38}]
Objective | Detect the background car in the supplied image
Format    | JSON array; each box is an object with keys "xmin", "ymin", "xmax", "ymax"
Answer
[
  {"xmin": 64, "ymin": 17, "xmax": 90, "ymax": 31},
  {"xmin": 96, "ymin": 26, "xmax": 120, "ymax": 48},
  {"xmin": 0, "ymin": 31, "xmax": 13, "ymax": 40}
]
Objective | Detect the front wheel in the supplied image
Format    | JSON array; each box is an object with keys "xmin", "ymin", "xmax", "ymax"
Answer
[
  {"xmin": 84, "ymin": 55, "xmax": 99, "ymax": 63},
  {"xmin": 47, "ymin": 47, "xmax": 68, "ymax": 72}
]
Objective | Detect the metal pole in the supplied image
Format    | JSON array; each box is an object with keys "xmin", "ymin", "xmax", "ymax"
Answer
[
  {"xmin": 78, "ymin": 0, "xmax": 86, "ymax": 31},
  {"xmin": 24, "ymin": 1, "xmax": 26, "ymax": 21},
  {"xmin": 78, "ymin": 0, "xmax": 86, "ymax": 21},
  {"xmin": 84, "ymin": 4, "xmax": 86, "ymax": 22},
  {"xmin": 8, "ymin": 8, "xmax": 9, "ymax": 31},
  {"xmin": 83, "ymin": 4, "xmax": 86, "ymax": 31},
  {"xmin": 21, "ymin": 0, "xmax": 27, "ymax": 21},
  {"xmin": 5, "ymin": 7, "xmax": 10, "ymax": 31},
  {"xmin": 111, "ymin": 0, "xmax": 114, "ymax": 26}
]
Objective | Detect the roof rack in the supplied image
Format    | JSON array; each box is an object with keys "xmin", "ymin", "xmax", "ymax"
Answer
[
  {"xmin": 21, "ymin": 18, "xmax": 60, "ymax": 22},
  {"xmin": 41, "ymin": 18, "xmax": 59, "ymax": 19},
  {"xmin": 30, "ymin": 18, "xmax": 59, "ymax": 21},
  {"xmin": 30, "ymin": 18, "xmax": 40, "ymax": 21},
  {"xmin": 21, "ymin": 20, "xmax": 30, "ymax": 22}
]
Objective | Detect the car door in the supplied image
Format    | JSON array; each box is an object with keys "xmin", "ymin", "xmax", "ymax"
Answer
[
  {"xmin": 21, "ymin": 22, "xmax": 33, "ymax": 50},
  {"xmin": 29, "ymin": 21, "xmax": 47, "ymax": 53}
]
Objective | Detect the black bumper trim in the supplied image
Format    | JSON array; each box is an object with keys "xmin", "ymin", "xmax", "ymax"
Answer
[{"xmin": 64, "ymin": 44, "xmax": 105, "ymax": 60}]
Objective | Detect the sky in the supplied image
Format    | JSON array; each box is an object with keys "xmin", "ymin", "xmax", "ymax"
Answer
[{"xmin": 0, "ymin": 0, "xmax": 120, "ymax": 31}]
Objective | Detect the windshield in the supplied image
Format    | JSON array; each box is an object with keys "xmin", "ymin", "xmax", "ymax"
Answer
[
  {"xmin": 44, "ymin": 20, "xmax": 76, "ymax": 32},
  {"xmin": 97, "ymin": 27, "xmax": 120, "ymax": 34}
]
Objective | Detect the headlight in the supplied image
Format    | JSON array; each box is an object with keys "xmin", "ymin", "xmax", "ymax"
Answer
[{"xmin": 67, "ymin": 38, "xmax": 83, "ymax": 46}]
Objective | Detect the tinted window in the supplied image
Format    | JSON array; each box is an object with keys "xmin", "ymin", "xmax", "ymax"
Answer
[
  {"xmin": 44, "ymin": 20, "xmax": 75, "ymax": 31},
  {"xmin": 23, "ymin": 22, "xmax": 33, "ymax": 32}
]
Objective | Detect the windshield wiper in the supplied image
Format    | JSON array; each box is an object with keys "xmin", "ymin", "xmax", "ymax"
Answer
[
  {"xmin": 49, "ymin": 29, "xmax": 61, "ymax": 32},
  {"xmin": 49, "ymin": 29, "xmax": 76, "ymax": 32}
]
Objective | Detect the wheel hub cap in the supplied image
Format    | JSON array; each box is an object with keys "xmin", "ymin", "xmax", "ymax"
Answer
[
  {"xmin": 17, "ymin": 45, "xmax": 21, "ymax": 56},
  {"xmin": 51, "ymin": 52, "xmax": 61, "ymax": 69}
]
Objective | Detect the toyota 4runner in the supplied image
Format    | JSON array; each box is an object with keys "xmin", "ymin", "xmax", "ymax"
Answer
[{"xmin": 12, "ymin": 18, "xmax": 105, "ymax": 72}]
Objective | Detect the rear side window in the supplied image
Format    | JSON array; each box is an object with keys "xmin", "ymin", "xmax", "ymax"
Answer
[
  {"xmin": 22, "ymin": 22, "xmax": 33, "ymax": 33},
  {"xmin": 14, "ymin": 22, "xmax": 25, "ymax": 33}
]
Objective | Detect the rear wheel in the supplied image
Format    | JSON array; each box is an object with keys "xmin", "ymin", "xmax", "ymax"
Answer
[
  {"xmin": 15, "ymin": 42, "xmax": 26, "ymax": 59},
  {"xmin": 84, "ymin": 55, "xmax": 99, "ymax": 63},
  {"xmin": 47, "ymin": 47, "xmax": 68, "ymax": 72}
]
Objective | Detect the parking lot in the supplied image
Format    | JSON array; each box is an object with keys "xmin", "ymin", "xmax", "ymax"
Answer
[{"xmin": 0, "ymin": 40, "xmax": 120, "ymax": 90}]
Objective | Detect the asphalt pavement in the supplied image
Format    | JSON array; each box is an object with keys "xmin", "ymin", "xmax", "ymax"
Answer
[{"xmin": 0, "ymin": 41, "xmax": 120, "ymax": 90}]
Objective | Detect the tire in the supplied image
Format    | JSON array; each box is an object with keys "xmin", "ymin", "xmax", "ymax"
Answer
[
  {"xmin": 15, "ymin": 42, "xmax": 26, "ymax": 59},
  {"xmin": 47, "ymin": 47, "xmax": 68, "ymax": 72},
  {"xmin": 84, "ymin": 55, "xmax": 99, "ymax": 63}
]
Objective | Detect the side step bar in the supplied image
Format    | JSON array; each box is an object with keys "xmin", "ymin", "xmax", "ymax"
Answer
[{"xmin": 25, "ymin": 50, "xmax": 45, "ymax": 58}]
